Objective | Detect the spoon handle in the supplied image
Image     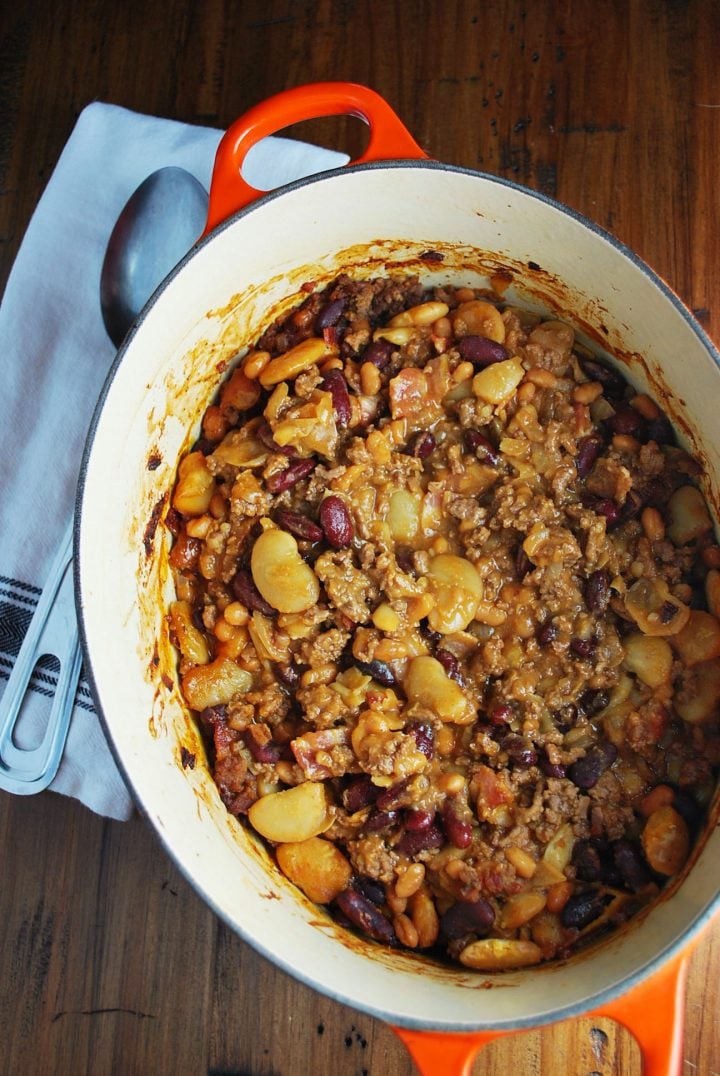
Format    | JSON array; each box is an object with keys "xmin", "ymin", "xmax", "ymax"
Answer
[{"xmin": 0, "ymin": 519, "xmax": 82, "ymax": 794}]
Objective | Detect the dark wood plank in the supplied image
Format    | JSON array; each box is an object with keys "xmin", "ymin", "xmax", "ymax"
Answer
[{"xmin": 1, "ymin": 1, "xmax": 719, "ymax": 1073}]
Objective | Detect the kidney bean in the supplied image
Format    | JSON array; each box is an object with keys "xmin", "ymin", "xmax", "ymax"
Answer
[
  {"xmin": 353, "ymin": 875, "xmax": 386, "ymax": 906},
  {"xmin": 609, "ymin": 406, "xmax": 643, "ymax": 436},
  {"xmin": 572, "ymin": 838, "xmax": 604, "ymax": 882},
  {"xmin": 440, "ymin": 897, "xmax": 495, "ymax": 941},
  {"xmin": 315, "ymin": 297, "xmax": 346, "ymax": 331},
  {"xmin": 488, "ymin": 703, "xmax": 513, "ymax": 726},
  {"xmin": 193, "ymin": 437, "xmax": 216, "ymax": 456},
  {"xmin": 274, "ymin": 508, "xmax": 324, "ymax": 542},
  {"xmin": 418, "ymin": 623, "xmax": 442, "ymax": 647},
  {"xmin": 575, "ymin": 433, "xmax": 603, "ymax": 478},
  {"xmin": 364, "ymin": 338, "xmax": 393, "ymax": 369},
  {"xmin": 585, "ymin": 570, "xmax": 610, "ymax": 615},
  {"xmin": 404, "ymin": 808, "xmax": 436, "ymax": 832},
  {"xmin": 396, "ymin": 824, "xmax": 444, "ymax": 857},
  {"xmin": 321, "ymin": 368, "xmax": 352, "ymax": 427},
  {"xmin": 553, "ymin": 704, "xmax": 577, "ymax": 732},
  {"xmin": 515, "ymin": 543, "xmax": 532, "ymax": 578},
  {"xmin": 441, "ymin": 800, "xmax": 473, "ymax": 849},
  {"xmin": 501, "ymin": 734, "xmax": 538, "ymax": 768},
  {"xmin": 165, "ymin": 506, "xmax": 183, "ymax": 536},
  {"xmin": 612, "ymin": 839, "xmax": 652, "ymax": 892},
  {"xmin": 376, "ymin": 777, "xmax": 412, "ymax": 812},
  {"xmin": 406, "ymin": 721, "xmax": 435, "ymax": 759},
  {"xmin": 355, "ymin": 658, "xmax": 397, "ymax": 687},
  {"xmin": 457, "ymin": 335, "xmax": 508, "ymax": 366},
  {"xmin": 593, "ymin": 498, "xmax": 621, "ymax": 527},
  {"xmin": 336, "ymin": 887, "xmax": 397, "ymax": 945},
  {"xmin": 408, "ymin": 430, "xmax": 436, "ymax": 459},
  {"xmin": 537, "ymin": 620, "xmax": 558, "ymax": 646},
  {"xmin": 275, "ymin": 662, "xmax": 300, "ymax": 691},
  {"xmin": 436, "ymin": 649, "xmax": 463, "ymax": 683},
  {"xmin": 257, "ymin": 419, "xmax": 295, "ymax": 457},
  {"xmin": 672, "ymin": 791, "xmax": 704, "ymax": 831},
  {"xmin": 561, "ymin": 891, "xmax": 605, "ymax": 930},
  {"xmin": 197, "ymin": 704, "xmax": 228, "ymax": 732},
  {"xmin": 343, "ymin": 775, "xmax": 380, "ymax": 812},
  {"xmin": 265, "ymin": 457, "xmax": 316, "ymax": 493},
  {"xmin": 577, "ymin": 356, "xmax": 626, "ymax": 398},
  {"xmin": 568, "ymin": 741, "xmax": 617, "ymax": 789},
  {"xmin": 618, "ymin": 489, "xmax": 643, "ymax": 522},
  {"xmin": 320, "ymin": 495, "xmax": 354, "ymax": 548},
  {"xmin": 242, "ymin": 728, "xmax": 281, "ymax": 764},
  {"xmin": 464, "ymin": 429, "xmax": 500, "ymax": 466},
  {"xmin": 644, "ymin": 417, "xmax": 675, "ymax": 445},
  {"xmin": 577, "ymin": 689, "xmax": 610, "ymax": 716},
  {"xmin": 641, "ymin": 476, "xmax": 675, "ymax": 510},
  {"xmin": 232, "ymin": 569, "xmax": 276, "ymax": 615},
  {"xmin": 395, "ymin": 546, "xmax": 416, "ymax": 575},
  {"xmin": 539, "ymin": 755, "xmax": 567, "ymax": 779},
  {"xmin": 570, "ymin": 637, "xmax": 596, "ymax": 659},
  {"xmin": 366, "ymin": 809, "xmax": 401, "ymax": 832}
]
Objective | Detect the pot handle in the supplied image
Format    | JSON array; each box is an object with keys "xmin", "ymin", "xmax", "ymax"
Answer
[
  {"xmin": 203, "ymin": 81, "xmax": 428, "ymax": 236},
  {"xmin": 392, "ymin": 950, "xmax": 689, "ymax": 1075}
]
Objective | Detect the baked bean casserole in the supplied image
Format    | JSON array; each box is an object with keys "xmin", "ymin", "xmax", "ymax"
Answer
[{"xmin": 167, "ymin": 273, "xmax": 720, "ymax": 970}]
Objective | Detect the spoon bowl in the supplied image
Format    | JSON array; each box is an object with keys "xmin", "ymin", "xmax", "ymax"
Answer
[{"xmin": 100, "ymin": 166, "xmax": 208, "ymax": 348}]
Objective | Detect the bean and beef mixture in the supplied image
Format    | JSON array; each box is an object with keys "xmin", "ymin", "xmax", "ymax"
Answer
[{"xmin": 167, "ymin": 272, "xmax": 720, "ymax": 970}]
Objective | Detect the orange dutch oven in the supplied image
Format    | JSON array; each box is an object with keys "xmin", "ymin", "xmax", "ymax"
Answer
[{"xmin": 76, "ymin": 83, "xmax": 720, "ymax": 1075}]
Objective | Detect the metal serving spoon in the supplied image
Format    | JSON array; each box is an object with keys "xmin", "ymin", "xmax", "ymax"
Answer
[
  {"xmin": 0, "ymin": 166, "xmax": 208, "ymax": 795},
  {"xmin": 100, "ymin": 166, "xmax": 208, "ymax": 348}
]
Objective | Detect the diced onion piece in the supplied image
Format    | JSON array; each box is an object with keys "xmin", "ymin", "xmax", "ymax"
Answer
[
  {"xmin": 170, "ymin": 600, "xmax": 210, "ymax": 666},
  {"xmin": 211, "ymin": 427, "xmax": 268, "ymax": 468},
  {"xmin": 499, "ymin": 891, "xmax": 546, "ymax": 930},
  {"xmin": 181, "ymin": 657, "xmax": 252, "ymax": 710},
  {"xmin": 542, "ymin": 823, "xmax": 574, "ymax": 872},
  {"xmin": 624, "ymin": 577, "xmax": 690, "ymax": 637}
]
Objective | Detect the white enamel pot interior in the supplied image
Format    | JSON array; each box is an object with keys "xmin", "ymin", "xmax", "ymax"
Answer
[{"xmin": 77, "ymin": 88, "xmax": 720, "ymax": 1064}]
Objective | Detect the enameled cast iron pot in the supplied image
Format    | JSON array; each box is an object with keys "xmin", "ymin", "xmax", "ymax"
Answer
[{"xmin": 76, "ymin": 84, "xmax": 720, "ymax": 1075}]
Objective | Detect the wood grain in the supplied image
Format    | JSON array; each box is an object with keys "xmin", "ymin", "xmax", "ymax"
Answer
[{"xmin": 1, "ymin": 1, "xmax": 719, "ymax": 1073}]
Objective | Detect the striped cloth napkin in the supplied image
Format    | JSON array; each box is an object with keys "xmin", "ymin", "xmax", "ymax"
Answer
[{"xmin": 0, "ymin": 101, "xmax": 346, "ymax": 819}]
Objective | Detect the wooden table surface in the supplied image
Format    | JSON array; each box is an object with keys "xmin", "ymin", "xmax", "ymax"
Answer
[{"xmin": 2, "ymin": 1, "xmax": 720, "ymax": 1073}]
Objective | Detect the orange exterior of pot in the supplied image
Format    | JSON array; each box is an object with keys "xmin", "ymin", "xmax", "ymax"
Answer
[
  {"xmin": 203, "ymin": 81, "xmax": 428, "ymax": 235},
  {"xmin": 394, "ymin": 948, "xmax": 691, "ymax": 1075}
]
